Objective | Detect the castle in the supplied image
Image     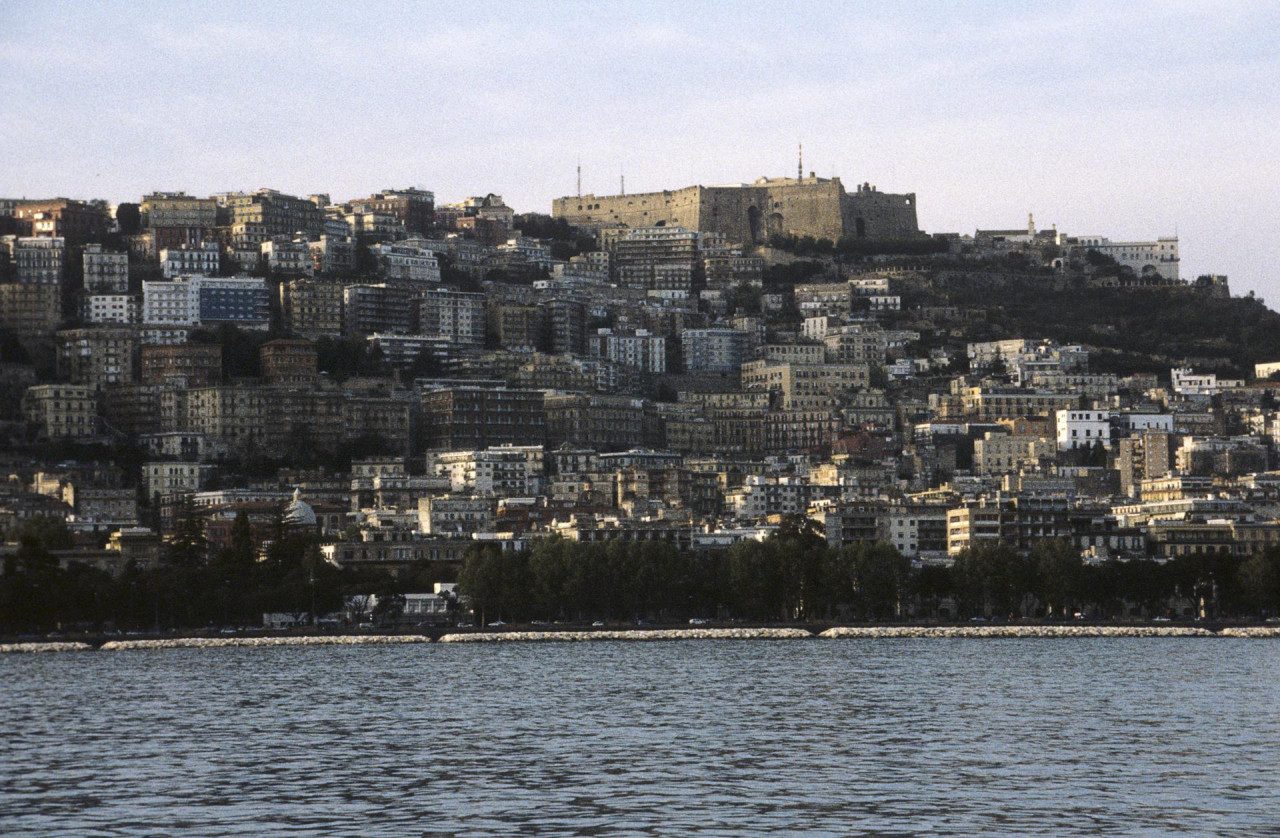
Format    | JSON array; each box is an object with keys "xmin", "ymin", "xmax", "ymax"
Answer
[{"xmin": 552, "ymin": 173, "xmax": 921, "ymax": 245}]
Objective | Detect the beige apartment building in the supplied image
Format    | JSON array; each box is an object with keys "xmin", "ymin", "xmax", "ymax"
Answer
[
  {"xmin": 23, "ymin": 384, "xmax": 99, "ymax": 438},
  {"xmin": 55, "ymin": 327, "xmax": 139, "ymax": 390},
  {"xmin": 740, "ymin": 360, "xmax": 870, "ymax": 409},
  {"xmin": 973, "ymin": 433, "xmax": 1056, "ymax": 475},
  {"xmin": 281, "ymin": 278, "xmax": 344, "ymax": 339}
]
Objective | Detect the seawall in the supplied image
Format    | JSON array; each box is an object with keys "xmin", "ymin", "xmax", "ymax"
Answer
[
  {"xmin": 98, "ymin": 635, "xmax": 432, "ymax": 651},
  {"xmin": 7, "ymin": 625, "xmax": 1280, "ymax": 652},
  {"xmin": 820, "ymin": 626, "xmax": 1217, "ymax": 638},
  {"xmin": 438, "ymin": 628, "xmax": 813, "ymax": 642}
]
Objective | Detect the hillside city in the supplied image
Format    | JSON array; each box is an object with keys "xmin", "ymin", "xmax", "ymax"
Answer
[{"xmin": 3, "ymin": 172, "xmax": 1280, "ymax": 632}]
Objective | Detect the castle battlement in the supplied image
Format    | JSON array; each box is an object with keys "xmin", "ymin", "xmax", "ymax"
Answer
[{"xmin": 553, "ymin": 174, "xmax": 920, "ymax": 245}]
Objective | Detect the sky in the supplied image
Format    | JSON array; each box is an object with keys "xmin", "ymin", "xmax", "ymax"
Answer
[{"xmin": 2, "ymin": 0, "xmax": 1277, "ymax": 298}]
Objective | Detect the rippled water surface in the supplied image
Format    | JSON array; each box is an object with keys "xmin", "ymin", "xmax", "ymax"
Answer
[{"xmin": 4, "ymin": 639, "xmax": 1280, "ymax": 836}]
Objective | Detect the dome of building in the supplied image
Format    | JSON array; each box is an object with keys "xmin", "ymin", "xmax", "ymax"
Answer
[{"xmin": 282, "ymin": 488, "xmax": 317, "ymax": 527}]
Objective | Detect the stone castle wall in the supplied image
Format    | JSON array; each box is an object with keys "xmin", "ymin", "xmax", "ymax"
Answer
[
  {"xmin": 553, "ymin": 186, "xmax": 706, "ymax": 234},
  {"xmin": 552, "ymin": 177, "xmax": 920, "ymax": 244},
  {"xmin": 841, "ymin": 187, "xmax": 920, "ymax": 240}
]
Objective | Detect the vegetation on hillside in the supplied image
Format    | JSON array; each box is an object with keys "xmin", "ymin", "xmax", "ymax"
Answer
[{"xmin": 925, "ymin": 275, "xmax": 1280, "ymax": 376}]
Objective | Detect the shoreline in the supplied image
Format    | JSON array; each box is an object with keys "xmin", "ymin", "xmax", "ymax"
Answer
[{"xmin": 5, "ymin": 624, "xmax": 1280, "ymax": 652}]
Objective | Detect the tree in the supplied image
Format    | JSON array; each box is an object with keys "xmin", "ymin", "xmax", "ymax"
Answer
[
  {"xmin": 726, "ymin": 539, "xmax": 786, "ymax": 620},
  {"xmin": 458, "ymin": 545, "xmax": 528, "ymax": 624},
  {"xmin": 1239, "ymin": 548, "xmax": 1280, "ymax": 617},
  {"xmin": 14, "ymin": 516, "xmax": 75, "ymax": 552},
  {"xmin": 372, "ymin": 592, "xmax": 406, "ymax": 626},
  {"xmin": 166, "ymin": 497, "xmax": 208, "ymax": 568},
  {"xmin": 528, "ymin": 536, "xmax": 582, "ymax": 620},
  {"xmin": 1031, "ymin": 538, "xmax": 1081, "ymax": 619},
  {"xmin": 724, "ymin": 282, "xmax": 762, "ymax": 316},
  {"xmin": 116, "ymin": 203, "xmax": 142, "ymax": 235},
  {"xmin": 951, "ymin": 541, "xmax": 1033, "ymax": 619},
  {"xmin": 838, "ymin": 542, "xmax": 910, "ymax": 621},
  {"xmin": 211, "ymin": 509, "xmax": 256, "ymax": 593},
  {"xmin": 912, "ymin": 564, "xmax": 953, "ymax": 619},
  {"xmin": 774, "ymin": 515, "xmax": 833, "ymax": 620}
]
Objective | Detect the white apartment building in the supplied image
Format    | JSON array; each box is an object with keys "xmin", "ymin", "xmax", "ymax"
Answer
[
  {"xmin": 371, "ymin": 240, "xmax": 441, "ymax": 282},
  {"xmin": 1116, "ymin": 413, "xmax": 1175, "ymax": 434},
  {"xmin": 143, "ymin": 276, "xmax": 270, "ymax": 329},
  {"xmin": 139, "ymin": 326, "xmax": 190, "ymax": 346},
  {"xmin": 84, "ymin": 293, "xmax": 140, "ymax": 324},
  {"xmin": 6, "ymin": 236, "xmax": 65, "ymax": 284},
  {"xmin": 500, "ymin": 237, "xmax": 554, "ymax": 269},
  {"xmin": 682, "ymin": 328, "xmax": 752, "ymax": 372},
  {"xmin": 160, "ymin": 242, "xmax": 220, "ymax": 278},
  {"xmin": 417, "ymin": 288, "xmax": 485, "ymax": 347},
  {"xmin": 555, "ymin": 252, "xmax": 611, "ymax": 284},
  {"xmin": 1057, "ymin": 409, "xmax": 1113, "ymax": 450},
  {"xmin": 429, "ymin": 445, "xmax": 544, "ymax": 495},
  {"xmin": 417, "ymin": 495, "xmax": 497, "ymax": 535},
  {"xmin": 322, "ymin": 214, "xmax": 354, "ymax": 240},
  {"xmin": 82, "ymin": 244, "xmax": 128, "ymax": 292},
  {"xmin": 849, "ymin": 276, "xmax": 891, "ymax": 295},
  {"xmin": 142, "ymin": 461, "xmax": 214, "ymax": 501},
  {"xmin": 1171, "ymin": 367, "xmax": 1243, "ymax": 396},
  {"xmin": 589, "ymin": 328, "xmax": 666, "ymax": 374},
  {"xmin": 309, "ymin": 235, "xmax": 355, "ymax": 274},
  {"xmin": 143, "ymin": 279, "xmax": 199, "ymax": 325},
  {"xmin": 866, "ymin": 295, "xmax": 901, "ymax": 311},
  {"xmin": 261, "ymin": 237, "xmax": 314, "ymax": 276}
]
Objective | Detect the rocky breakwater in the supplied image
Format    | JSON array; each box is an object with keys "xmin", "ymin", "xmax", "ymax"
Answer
[
  {"xmin": 820, "ymin": 625, "xmax": 1216, "ymax": 638},
  {"xmin": 0, "ymin": 641, "xmax": 94, "ymax": 653},
  {"xmin": 438, "ymin": 627, "xmax": 814, "ymax": 643},
  {"xmin": 1219, "ymin": 626, "xmax": 1280, "ymax": 638},
  {"xmin": 99, "ymin": 635, "xmax": 431, "ymax": 651}
]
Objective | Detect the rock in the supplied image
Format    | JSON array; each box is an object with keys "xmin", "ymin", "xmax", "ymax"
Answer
[
  {"xmin": 437, "ymin": 628, "xmax": 813, "ymax": 643},
  {"xmin": 0, "ymin": 642, "xmax": 94, "ymax": 653},
  {"xmin": 819, "ymin": 625, "xmax": 1216, "ymax": 638},
  {"xmin": 1219, "ymin": 627, "xmax": 1280, "ymax": 638},
  {"xmin": 98, "ymin": 635, "xmax": 431, "ymax": 651}
]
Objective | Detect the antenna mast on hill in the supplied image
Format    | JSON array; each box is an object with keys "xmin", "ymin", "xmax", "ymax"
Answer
[
  {"xmin": 577, "ymin": 158, "xmax": 581, "ymax": 198},
  {"xmin": 798, "ymin": 142, "xmax": 803, "ymax": 180},
  {"xmin": 621, "ymin": 167, "xmax": 625, "ymax": 197}
]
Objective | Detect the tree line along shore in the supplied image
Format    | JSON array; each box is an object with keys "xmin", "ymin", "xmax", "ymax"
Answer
[{"xmin": 6, "ymin": 515, "xmax": 1280, "ymax": 635}]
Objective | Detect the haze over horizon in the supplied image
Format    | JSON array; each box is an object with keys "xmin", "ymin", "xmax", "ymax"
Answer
[{"xmin": 2, "ymin": 1, "xmax": 1277, "ymax": 297}]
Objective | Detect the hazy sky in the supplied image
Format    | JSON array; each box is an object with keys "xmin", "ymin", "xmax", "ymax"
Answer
[{"xmin": 2, "ymin": 1, "xmax": 1277, "ymax": 297}]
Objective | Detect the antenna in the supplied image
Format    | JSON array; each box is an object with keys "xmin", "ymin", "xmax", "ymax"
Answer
[
  {"xmin": 798, "ymin": 142, "xmax": 803, "ymax": 180},
  {"xmin": 620, "ymin": 167, "xmax": 625, "ymax": 197},
  {"xmin": 577, "ymin": 158, "xmax": 581, "ymax": 198}
]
